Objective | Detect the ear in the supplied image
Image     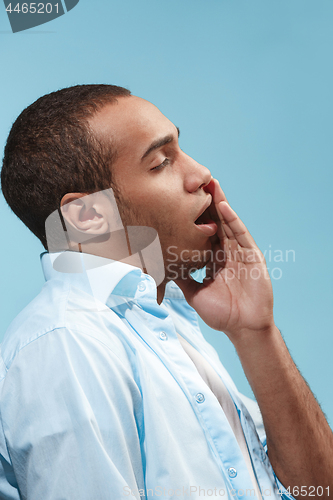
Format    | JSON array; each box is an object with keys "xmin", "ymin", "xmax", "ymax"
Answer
[
  {"xmin": 60, "ymin": 189, "xmax": 125, "ymax": 253},
  {"xmin": 61, "ymin": 191, "xmax": 109, "ymax": 234},
  {"xmin": 61, "ymin": 190, "xmax": 122, "ymax": 244}
]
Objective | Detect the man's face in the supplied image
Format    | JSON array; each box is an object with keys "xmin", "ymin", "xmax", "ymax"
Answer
[{"xmin": 90, "ymin": 96, "xmax": 217, "ymax": 280}]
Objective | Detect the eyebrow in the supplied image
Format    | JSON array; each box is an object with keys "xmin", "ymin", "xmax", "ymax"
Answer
[{"xmin": 141, "ymin": 126, "xmax": 180, "ymax": 161}]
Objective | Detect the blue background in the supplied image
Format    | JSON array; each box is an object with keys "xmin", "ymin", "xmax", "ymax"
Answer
[{"xmin": 1, "ymin": 1, "xmax": 332, "ymax": 424}]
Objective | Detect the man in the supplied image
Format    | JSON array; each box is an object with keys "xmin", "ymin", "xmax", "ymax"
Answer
[{"xmin": 0, "ymin": 84, "xmax": 332, "ymax": 500}]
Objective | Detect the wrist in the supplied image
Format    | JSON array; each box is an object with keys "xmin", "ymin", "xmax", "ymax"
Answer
[
  {"xmin": 232, "ymin": 323, "xmax": 292, "ymax": 405},
  {"xmin": 231, "ymin": 322, "xmax": 280, "ymax": 354}
]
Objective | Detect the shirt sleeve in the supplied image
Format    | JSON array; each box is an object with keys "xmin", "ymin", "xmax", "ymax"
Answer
[{"xmin": 0, "ymin": 327, "xmax": 145, "ymax": 500}]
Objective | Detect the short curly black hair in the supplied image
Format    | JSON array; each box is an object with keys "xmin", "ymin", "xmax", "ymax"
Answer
[{"xmin": 1, "ymin": 84, "xmax": 131, "ymax": 249}]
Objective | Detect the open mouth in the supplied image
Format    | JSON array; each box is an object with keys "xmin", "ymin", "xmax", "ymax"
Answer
[
  {"xmin": 194, "ymin": 200, "xmax": 218, "ymax": 236},
  {"xmin": 195, "ymin": 206, "xmax": 212, "ymax": 225}
]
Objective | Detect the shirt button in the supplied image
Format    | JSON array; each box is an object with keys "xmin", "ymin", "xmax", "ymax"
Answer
[
  {"xmin": 195, "ymin": 393, "xmax": 205, "ymax": 403},
  {"xmin": 228, "ymin": 467, "xmax": 237, "ymax": 478},
  {"xmin": 159, "ymin": 331, "xmax": 168, "ymax": 341},
  {"xmin": 138, "ymin": 283, "xmax": 146, "ymax": 292},
  {"xmin": 260, "ymin": 449, "xmax": 266, "ymax": 462}
]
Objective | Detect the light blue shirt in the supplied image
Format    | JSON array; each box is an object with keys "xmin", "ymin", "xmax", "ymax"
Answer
[{"xmin": 0, "ymin": 252, "xmax": 293, "ymax": 500}]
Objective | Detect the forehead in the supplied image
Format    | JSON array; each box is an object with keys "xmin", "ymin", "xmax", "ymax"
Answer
[{"xmin": 89, "ymin": 96, "xmax": 176, "ymax": 158}]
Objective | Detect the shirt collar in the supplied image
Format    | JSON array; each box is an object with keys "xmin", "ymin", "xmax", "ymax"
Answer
[{"xmin": 41, "ymin": 251, "xmax": 185, "ymax": 307}]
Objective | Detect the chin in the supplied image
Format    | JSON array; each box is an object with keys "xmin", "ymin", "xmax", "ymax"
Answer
[{"xmin": 163, "ymin": 244, "xmax": 212, "ymax": 281}]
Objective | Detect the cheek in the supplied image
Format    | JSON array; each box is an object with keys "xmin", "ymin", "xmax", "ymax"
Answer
[{"xmin": 118, "ymin": 179, "xmax": 185, "ymax": 229}]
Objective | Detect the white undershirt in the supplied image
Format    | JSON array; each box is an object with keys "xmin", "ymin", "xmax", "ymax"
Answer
[{"xmin": 177, "ymin": 334, "xmax": 263, "ymax": 500}]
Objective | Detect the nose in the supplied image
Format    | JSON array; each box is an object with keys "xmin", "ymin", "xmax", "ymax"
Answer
[{"xmin": 182, "ymin": 153, "xmax": 212, "ymax": 193}]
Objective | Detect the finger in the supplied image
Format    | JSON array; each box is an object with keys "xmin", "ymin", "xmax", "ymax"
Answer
[
  {"xmin": 220, "ymin": 218, "xmax": 234, "ymax": 240},
  {"xmin": 205, "ymin": 179, "xmax": 229, "ymax": 242},
  {"xmin": 211, "ymin": 180, "xmax": 232, "ymax": 243},
  {"xmin": 217, "ymin": 201, "xmax": 257, "ymax": 249},
  {"xmin": 204, "ymin": 179, "xmax": 228, "ymax": 207},
  {"xmin": 213, "ymin": 178, "xmax": 228, "ymax": 206}
]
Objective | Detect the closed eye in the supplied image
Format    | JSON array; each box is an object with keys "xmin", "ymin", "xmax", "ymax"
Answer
[{"xmin": 151, "ymin": 158, "xmax": 170, "ymax": 171}]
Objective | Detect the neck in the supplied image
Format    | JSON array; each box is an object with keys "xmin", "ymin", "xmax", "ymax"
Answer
[{"xmin": 156, "ymin": 283, "xmax": 166, "ymax": 304}]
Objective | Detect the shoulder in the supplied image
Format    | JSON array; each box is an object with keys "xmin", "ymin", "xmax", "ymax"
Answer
[
  {"xmin": 0, "ymin": 278, "xmax": 135, "ymax": 383},
  {"xmin": 0, "ymin": 320, "xmax": 142, "ymax": 442}
]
